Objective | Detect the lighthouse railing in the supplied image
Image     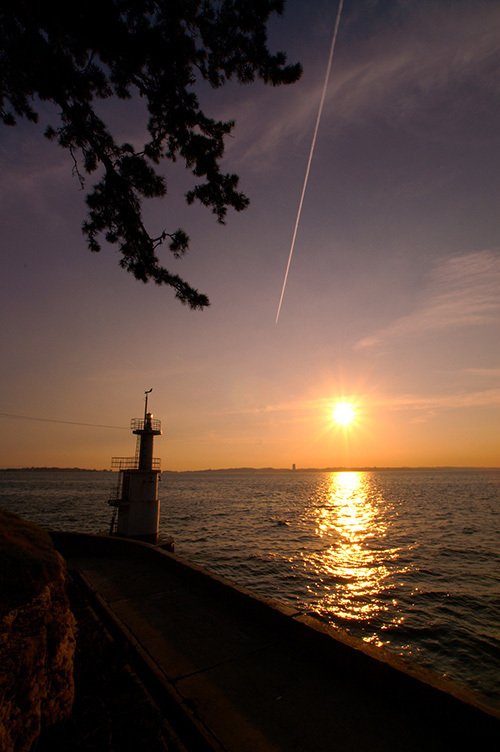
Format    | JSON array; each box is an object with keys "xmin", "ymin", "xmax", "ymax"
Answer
[
  {"xmin": 110, "ymin": 456, "xmax": 161, "ymax": 471},
  {"xmin": 130, "ymin": 417, "xmax": 161, "ymax": 432}
]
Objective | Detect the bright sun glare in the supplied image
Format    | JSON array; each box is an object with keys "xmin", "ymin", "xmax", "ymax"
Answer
[{"xmin": 332, "ymin": 402, "xmax": 355, "ymax": 426}]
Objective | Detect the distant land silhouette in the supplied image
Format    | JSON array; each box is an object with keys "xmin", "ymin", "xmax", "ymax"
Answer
[
  {"xmin": 3, "ymin": 466, "xmax": 496, "ymax": 473},
  {"xmin": 163, "ymin": 466, "xmax": 498, "ymax": 473},
  {"xmin": 0, "ymin": 467, "xmax": 112, "ymax": 472}
]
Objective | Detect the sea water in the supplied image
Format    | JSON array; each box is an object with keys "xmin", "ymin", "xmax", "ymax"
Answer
[{"xmin": 1, "ymin": 468, "xmax": 499, "ymax": 710}]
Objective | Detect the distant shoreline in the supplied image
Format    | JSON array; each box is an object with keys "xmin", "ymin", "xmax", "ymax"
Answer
[
  {"xmin": 0, "ymin": 467, "xmax": 113, "ymax": 473},
  {"xmin": 1, "ymin": 466, "xmax": 499, "ymax": 473}
]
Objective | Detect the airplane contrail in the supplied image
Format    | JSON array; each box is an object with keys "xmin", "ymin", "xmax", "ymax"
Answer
[{"xmin": 275, "ymin": 0, "xmax": 344, "ymax": 324}]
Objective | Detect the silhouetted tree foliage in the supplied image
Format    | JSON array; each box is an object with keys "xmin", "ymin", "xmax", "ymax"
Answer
[{"xmin": 0, "ymin": 0, "xmax": 301, "ymax": 308}]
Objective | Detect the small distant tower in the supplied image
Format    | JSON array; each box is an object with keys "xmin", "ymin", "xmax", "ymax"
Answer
[{"xmin": 109, "ymin": 390, "xmax": 162, "ymax": 543}]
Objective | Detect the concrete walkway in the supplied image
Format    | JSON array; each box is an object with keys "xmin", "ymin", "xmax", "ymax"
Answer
[{"xmin": 53, "ymin": 533, "xmax": 499, "ymax": 752}]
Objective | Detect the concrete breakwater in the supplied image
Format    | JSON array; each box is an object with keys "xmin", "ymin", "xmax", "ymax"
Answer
[{"xmin": 51, "ymin": 531, "xmax": 499, "ymax": 752}]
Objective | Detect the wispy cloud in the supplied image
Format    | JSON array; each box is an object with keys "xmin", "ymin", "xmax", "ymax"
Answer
[
  {"xmin": 368, "ymin": 388, "xmax": 500, "ymax": 411},
  {"xmin": 462, "ymin": 367, "xmax": 500, "ymax": 378},
  {"xmin": 222, "ymin": 398, "xmax": 313, "ymax": 417},
  {"xmin": 326, "ymin": 2, "xmax": 500, "ymax": 129},
  {"xmin": 355, "ymin": 250, "xmax": 500, "ymax": 350},
  {"xmin": 232, "ymin": 1, "xmax": 500, "ymax": 169},
  {"xmin": 368, "ymin": 387, "xmax": 500, "ymax": 424},
  {"xmin": 220, "ymin": 385, "xmax": 500, "ymax": 421}
]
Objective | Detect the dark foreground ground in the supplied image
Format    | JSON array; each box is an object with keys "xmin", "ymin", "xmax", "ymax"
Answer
[
  {"xmin": 41, "ymin": 534, "xmax": 500, "ymax": 752},
  {"xmin": 38, "ymin": 574, "xmax": 185, "ymax": 752}
]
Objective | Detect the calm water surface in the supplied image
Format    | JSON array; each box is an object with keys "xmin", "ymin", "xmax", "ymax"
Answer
[{"xmin": 1, "ymin": 468, "xmax": 499, "ymax": 710}]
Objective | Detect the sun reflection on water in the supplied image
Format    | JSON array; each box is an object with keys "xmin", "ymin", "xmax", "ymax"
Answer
[{"xmin": 304, "ymin": 472, "xmax": 406, "ymax": 632}]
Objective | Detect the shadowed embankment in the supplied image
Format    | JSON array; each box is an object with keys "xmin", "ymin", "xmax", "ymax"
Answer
[{"xmin": 50, "ymin": 531, "xmax": 500, "ymax": 752}]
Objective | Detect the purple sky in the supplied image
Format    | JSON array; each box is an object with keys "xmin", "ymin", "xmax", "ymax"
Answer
[{"xmin": 1, "ymin": 0, "xmax": 499, "ymax": 469}]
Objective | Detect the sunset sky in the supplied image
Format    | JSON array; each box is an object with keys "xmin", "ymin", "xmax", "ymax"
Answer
[{"xmin": 1, "ymin": 0, "xmax": 499, "ymax": 470}]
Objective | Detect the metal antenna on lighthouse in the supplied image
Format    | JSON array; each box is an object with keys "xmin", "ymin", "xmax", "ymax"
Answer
[{"xmin": 144, "ymin": 388, "xmax": 153, "ymax": 420}]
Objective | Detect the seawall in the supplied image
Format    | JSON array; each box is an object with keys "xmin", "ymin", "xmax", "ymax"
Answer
[{"xmin": 51, "ymin": 531, "xmax": 500, "ymax": 751}]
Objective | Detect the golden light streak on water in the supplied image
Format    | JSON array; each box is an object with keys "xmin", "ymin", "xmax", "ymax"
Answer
[{"xmin": 305, "ymin": 472, "xmax": 408, "ymax": 629}]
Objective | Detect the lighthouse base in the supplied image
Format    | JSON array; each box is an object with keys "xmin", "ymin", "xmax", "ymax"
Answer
[
  {"xmin": 116, "ymin": 499, "xmax": 160, "ymax": 542},
  {"xmin": 122, "ymin": 530, "xmax": 159, "ymax": 544},
  {"xmin": 115, "ymin": 469, "xmax": 161, "ymax": 542}
]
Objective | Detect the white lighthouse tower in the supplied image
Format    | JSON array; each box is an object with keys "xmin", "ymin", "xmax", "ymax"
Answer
[{"xmin": 109, "ymin": 390, "xmax": 162, "ymax": 543}]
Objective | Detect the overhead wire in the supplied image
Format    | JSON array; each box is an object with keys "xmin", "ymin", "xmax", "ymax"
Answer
[{"xmin": 0, "ymin": 413, "xmax": 129, "ymax": 430}]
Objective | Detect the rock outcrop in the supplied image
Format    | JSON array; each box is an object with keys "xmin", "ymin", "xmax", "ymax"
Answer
[{"xmin": 0, "ymin": 511, "xmax": 76, "ymax": 752}]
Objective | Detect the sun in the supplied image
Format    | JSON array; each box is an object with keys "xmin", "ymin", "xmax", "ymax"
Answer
[{"xmin": 332, "ymin": 402, "xmax": 356, "ymax": 427}]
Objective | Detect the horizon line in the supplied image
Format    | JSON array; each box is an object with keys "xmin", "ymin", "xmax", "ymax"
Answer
[{"xmin": 2, "ymin": 465, "xmax": 499, "ymax": 473}]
